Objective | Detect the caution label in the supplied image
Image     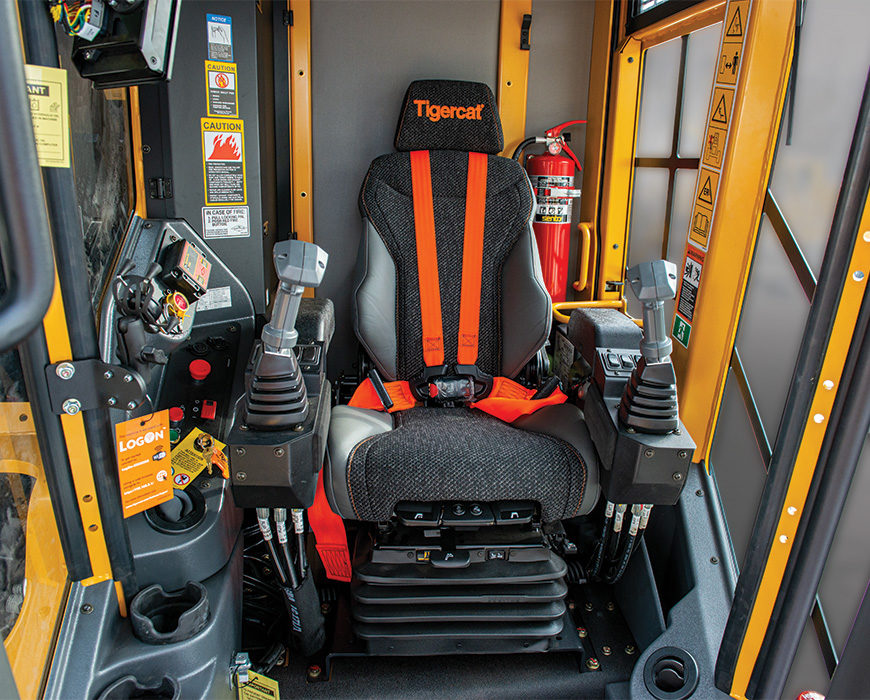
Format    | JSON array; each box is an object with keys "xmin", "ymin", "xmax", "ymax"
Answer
[
  {"xmin": 531, "ymin": 175, "xmax": 574, "ymax": 224},
  {"xmin": 724, "ymin": 1, "xmax": 749, "ymax": 41},
  {"xmin": 207, "ymin": 13, "xmax": 233, "ymax": 61},
  {"xmin": 677, "ymin": 245, "xmax": 705, "ymax": 322},
  {"xmin": 689, "ymin": 168, "xmax": 719, "ymax": 249},
  {"xmin": 115, "ymin": 411, "xmax": 172, "ymax": 517},
  {"xmin": 198, "ymin": 285, "xmax": 232, "ymax": 312},
  {"xmin": 202, "ymin": 206, "xmax": 250, "ymax": 239},
  {"xmin": 24, "ymin": 65, "xmax": 70, "ymax": 168},
  {"xmin": 205, "ymin": 61, "xmax": 238, "ymax": 117},
  {"xmin": 170, "ymin": 428, "xmax": 226, "ymax": 489},
  {"xmin": 201, "ymin": 117, "xmax": 246, "ymax": 205},
  {"xmin": 717, "ymin": 42, "xmax": 742, "ymax": 86},
  {"xmin": 238, "ymin": 671, "xmax": 280, "ymax": 700}
]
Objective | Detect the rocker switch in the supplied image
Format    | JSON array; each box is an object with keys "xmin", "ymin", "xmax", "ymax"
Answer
[
  {"xmin": 430, "ymin": 550, "xmax": 470, "ymax": 568},
  {"xmin": 395, "ymin": 501, "xmax": 441, "ymax": 527}
]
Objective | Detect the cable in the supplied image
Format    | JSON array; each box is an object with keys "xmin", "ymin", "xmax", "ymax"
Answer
[{"xmin": 511, "ymin": 137, "xmax": 537, "ymax": 161}]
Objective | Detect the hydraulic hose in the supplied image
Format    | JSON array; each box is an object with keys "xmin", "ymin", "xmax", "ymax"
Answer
[
  {"xmin": 511, "ymin": 137, "xmax": 537, "ymax": 161},
  {"xmin": 589, "ymin": 501, "xmax": 615, "ymax": 578},
  {"xmin": 273, "ymin": 509, "xmax": 299, "ymax": 588},
  {"xmin": 257, "ymin": 508, "xmax": 288, "ymax": 586},
  {"xmin": 292, "ymin": 509, "xmax": 308, "ymax": 578}
]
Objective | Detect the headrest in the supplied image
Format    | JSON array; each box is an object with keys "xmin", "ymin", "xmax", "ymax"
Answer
[{"xmin": 394, "ymin": 80, "xmax": 504, "ymax": 154}]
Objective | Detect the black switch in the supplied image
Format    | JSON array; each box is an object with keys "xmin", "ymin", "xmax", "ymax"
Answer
[
  {"xmin": 430, "ymin": 550, "xmax": 470, "ymax": 568},
  {"xmin": 620, "ymin": 354, "xmax": 634, "ymax": 369},
  {"xmin": 395, "ymin": 501, "xmax": 441, "ymax": 526},
  {"xmin": 605, "ymin": 353, "xmax": 621, "ymax": 370},
  {"xmin": 495, "ymin": 501, "xmax": 535, "ymax": 525},
  {"xmin": 442, "ymin": 502, "xmax": 494, "ymax": 526}
]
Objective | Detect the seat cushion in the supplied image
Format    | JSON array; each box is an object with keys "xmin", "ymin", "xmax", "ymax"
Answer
[{"xmin": 326, "ymin": 404, "xmax": 599, "ymax": 522}]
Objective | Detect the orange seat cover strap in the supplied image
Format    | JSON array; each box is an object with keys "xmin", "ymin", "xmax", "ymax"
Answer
[
  {"xmin": 457, "ymin": 152, "xmax": 488, "ymax": 366},
  {"xmin": 410, "ymin": 150, "xmax": 444, "ymax": 367},
  {"xmin": 308, "ymin": 474, "xmax": 352, "ymax": 582}
]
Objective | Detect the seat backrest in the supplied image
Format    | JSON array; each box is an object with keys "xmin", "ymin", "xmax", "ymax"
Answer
[{"xmin": 353, "ymin": 79, "xmax": 551, "ymax": 382}]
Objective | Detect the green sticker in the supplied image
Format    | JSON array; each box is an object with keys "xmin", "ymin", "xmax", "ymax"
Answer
[{"xmin": 673, "ymin": 316, "xmax": 691, "ymax": 348}]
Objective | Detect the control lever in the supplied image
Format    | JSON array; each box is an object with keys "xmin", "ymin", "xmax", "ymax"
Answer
[
  {"xmin": 243, "ymin": 241, "xmax": 328, "ymax": 429},
  {"xmin": 618, "ymin": 260, "xmax": 680, "ymax": 434}
]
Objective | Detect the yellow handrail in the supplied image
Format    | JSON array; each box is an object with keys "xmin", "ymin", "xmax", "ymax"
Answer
[
  {"xmin": 572, "ymin": 222, "xmax": 593, "ymax": 293},
  {"xmin": 552, "ymin": 299, "xmax": 626, "ymax": 324}
]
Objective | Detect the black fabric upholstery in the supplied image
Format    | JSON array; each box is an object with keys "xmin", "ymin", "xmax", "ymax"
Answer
[
  {"xmin": 345, "ymin": 407, "xmax": 588, "ymax": 522},
  {"xmin": 394, "ymin": 80, "xmax": 503, "ymax": 154},
  {"xmin": 360, "ymin": 151, "xmax": 534, "ymax": 379}
]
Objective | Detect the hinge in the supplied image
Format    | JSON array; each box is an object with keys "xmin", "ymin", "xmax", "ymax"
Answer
[
  {"xmin": 283, "ymin": 9, "xmax": 293, "ymax": 26},
  {"xmin": 520, "ymin": 13, "xmax": 532, "ymax": 50},
  {"xmin": 46, "ymin": 360, "xmax": 147, "ymax": 415},
  {"xmin": 149, "ymin": 177, "xmax": 173, "ymax": 200}
]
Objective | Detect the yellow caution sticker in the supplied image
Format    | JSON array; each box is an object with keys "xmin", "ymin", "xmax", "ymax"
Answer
[
  {"xmin": 689, "ymin": 168, "xmax": 720, "ymax": 249},
  {"xmin": 717, "ymin": 42, "xmax": 742, "ymax": 86},
  {"xmin": 238, "ymin": 671, "xmax": 280, "ymax": 700},
  {"xmin": 201, "ymin": 117, "xmax": 247, "ymax": 205},
  {"xmin": 170, "ymin": 427, "xmax": 226, "ymax": 489},
  {"xmin": 24, "ymin": 65, "xmax": 70, "ymax": 168},
  {"xmin": 115, "ymin": 410, "xmax": 172, "ymax": 517},
  {"xmin": 205, "ymin": 60, "xmax": 239, "ymax": 117},
  {"xmin": 724, "ymin": 0, "xmax": 749, "ymax": 42}
]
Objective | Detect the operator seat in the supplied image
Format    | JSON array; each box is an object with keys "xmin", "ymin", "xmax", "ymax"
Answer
[{"xmin": 325, "ymin": 80, "xmax": 599, "ymax": 522}]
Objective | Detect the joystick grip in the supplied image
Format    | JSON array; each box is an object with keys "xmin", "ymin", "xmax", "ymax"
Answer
[{"xmin": 626, "ymin": 260, "xmax": 678, "ymax": 364}]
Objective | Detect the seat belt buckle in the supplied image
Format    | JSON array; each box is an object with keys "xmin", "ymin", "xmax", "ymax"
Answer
[{"xmin": 412, "ymin": 364, "xmax": 494, "ymax": 403}]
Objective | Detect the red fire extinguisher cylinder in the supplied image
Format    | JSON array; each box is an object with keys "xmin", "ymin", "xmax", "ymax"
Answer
[{"xmin": 526, "ymin": 153, "xmax": 576, "ymax": 303}]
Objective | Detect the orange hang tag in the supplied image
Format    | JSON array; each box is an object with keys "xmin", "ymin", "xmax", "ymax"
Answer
[
  {"xmin": 211, "ymin": 446, "xmax": 229, "ymax": 479},
  {"xmin": 114, "ymin": 410, "xmax": 172, "ymax": 518}
]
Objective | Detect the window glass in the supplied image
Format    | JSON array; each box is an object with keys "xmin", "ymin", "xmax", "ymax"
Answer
[
  {"xmin": 679, "ymin": 22, "xmax": 721, "ymax": 157},
  {"xmin": 56, "ymin": 30, "xmax": 134, "ymax": 310},
  {"xmin": 636, "ymin": 37, "xmax": 682, "ymax": 158}
]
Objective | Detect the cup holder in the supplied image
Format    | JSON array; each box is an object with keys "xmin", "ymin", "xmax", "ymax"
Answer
[
  {"xmin": 643, "ymin": 646, "xmax": 699, "ymax": 700},
  {"xmin": 96, "ymin": 675, "xmax": 179, "ymax": 699},
  {"xmin": 130, "ymin": 581, "xmax": 209, "ymax": 645},
  {"xmin": 144, "ymin": 486, "xmax": 206, "ymax": 534}
]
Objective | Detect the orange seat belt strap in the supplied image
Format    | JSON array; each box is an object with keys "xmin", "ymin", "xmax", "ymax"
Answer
[
  {"xmin": 308, "ymin": 473, "xmax": 352, "ymax": 582},
  {"xmin": 410, "ymin": 150, "xmax": 444, "ymax": 367},
  {"xmin": 457, "ymin": 152, "xmax": 488, "ymax": 366},
  {"xmin": 472, "ymin": 376, "xmax": 568, "ymax": 423},
  {"xmin": 348, "ymin": 377, "xmax": 418, "ymax": 412}
]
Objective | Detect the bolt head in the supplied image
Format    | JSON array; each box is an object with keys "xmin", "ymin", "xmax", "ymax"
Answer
[
  {"xmin": 606, "ymin": 601, "xmax": 615, "ymax": 611},
  {"xmin": 103, "ymin": 370, "xmax": 114, "ymax": 380},
  {"xmin": 107, "ymin": 397, "xmax": 117, "ymax": 407},
  {"xmin": 625, "ymin": 644, "xmax": 636, "ymax": 655},
  {"xmin": 274, "ymin": 447, "xmax": 285, "ymax": 457},
  {"xmin": 123, "ymin": 374, "xmax": 133, "ymax": 383},
  {"xmin": 577, "ymin": 627, "xmax": 587, "ymax": 638},
  {"xmin": 56, "ymin": 362, "xmax": 75, "ymax": 380},
  {"xmin": 584, "ymin": 602, "xmax": 593, "ymax": 612},
  {"xmin": 602, "ymin": 646, "xmax": 612, "ymax": 656},
  {"xmin": 236, "ymin": 471, "xmax": 247, "ymax": 481},
  {"xmin": 127, "ymin": 401, "xmax": 137, "ymax": 410},
  {"xmin": 711, "ymin": 556, "xmax": 719, "ymax": 564},
  {"xmin": 586, "ymin": 658, "xmax": 600, "ymax": 670},
  {"xmin": 62, "ymin": 398, "xmax": 81, "ymax": 415},
  {"xmin": 307, "ymin": 665, "xmax": 322, "ymax": 680},
  {"xmin": 679, "ymin": 451, "xmax": 688, "ymax": 459},
  {"xmin": 80, "ymin": 603, "xmax": 93, "ymax": 614},
  {"xmin": 672, "ymin": 471, "xmax": 683, "ymax": 481},
  {"xmin": 236, "ymin": 447, "xmax": 246, "ymax": 456},
  {"xmin": 644, "ymin": 448, "xmax": 655, "ymax": 458}
]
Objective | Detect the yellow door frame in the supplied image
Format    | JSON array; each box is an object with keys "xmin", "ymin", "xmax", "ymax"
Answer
[{"xmin": 497, "ymin": 0, "xmax": 532, "ymax": 158}]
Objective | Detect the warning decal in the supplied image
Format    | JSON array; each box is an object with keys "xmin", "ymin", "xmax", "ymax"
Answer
[
  {"xmin": 24, "ymin": 65, "xmax": 70, "ymax": 168},
  {"xmin": 717, "ymin": 43, "xmax": 742, "ymax": 86},
  {"xmin": 170, "ymin": 428, "xmax": 226, "ymax": 490},
  {"xmin": 207, "ymin": 13, "xmax": 233, "ymax": 61},
  {"xmin": 689, "ymin": 168, "xmax": 719, "ymax": 249},
  {"xmin": 205, "ymin": 61, "xmax": 238, "ymax": 117},
  {"xmin": 703, "ymin": 87, "xmax": 734, "ymax": 169},
  {"xmin": 677, "ymin": 245, "xmax": 705, "ymax": 323},
  {"xmin": 238, "ymin": 671, "xmax": 280, "ymax": 700},
  {"xmin": 198, "ymin": 285, "xmax": 232, "ymax": 312},
  {"xmin": 724, "ymin": 1, "xmax": 748, "ymax": 40},
  {"xmin": 115, "ymin": 411, "xmax": 172, "ymax": 517},
  {"xmin": 201, "ymin": 117, "xmax": 246, "ymax": 205},
  {"xmin": 203, "ymin": 206, "xmax": 250, "ymax": 238}
]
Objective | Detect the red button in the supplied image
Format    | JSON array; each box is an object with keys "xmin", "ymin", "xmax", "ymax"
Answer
[
  {"xmin": 201, "ymin": 400, "xmax": 217, "ymax": 420},
  {"xmin": 168, "ymin": 406, "xmax": 184, "ymax": 423},
  {"xmin": 189, "ymin": 359, "xmax": 211, "ymax": 381}
]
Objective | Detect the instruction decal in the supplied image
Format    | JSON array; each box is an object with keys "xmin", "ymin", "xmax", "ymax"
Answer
[
  {"xmin": 677, "ymin": 245, "xmax": 705, "ymax": 323},
  {"xmin": 24, "ymin": 65, "xmax": 70, "ymax": 168},
  {"xmin": 205, "ymin": 61, "xmax": 238, "ymax": 117},
  {"xmin": 689, "ymin": 168, "xmax": 719, "ymax": 249},
  {"xmin": 203, "ymin": 206, "xmax": 250, "ymax": 239},
  {"xmin": 115, "ymin": 410, "xmax": 172, "ymax": 517},
  {"xmin": 237, "ymin": 671, "xmax": 280, "ymax": 700},
  {"xmin": 206, "ymin": 13, "xmax": 233, "ymax": 61},
  {"xmin": 170, "ymin": 427, "xmax": 227, "ymax": 489},
  {"xmin": 197, "ymin": 285, "xmax": 232, "ymax": 312},
  {"xmin": 201, "ymin": 117, "xmax": 247, "ymax": 205}
]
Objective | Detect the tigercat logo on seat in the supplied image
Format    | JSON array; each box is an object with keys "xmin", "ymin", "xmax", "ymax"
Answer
[{"xmin": 414, "ymin": 99, "xmax": 485, "ymax": 123}]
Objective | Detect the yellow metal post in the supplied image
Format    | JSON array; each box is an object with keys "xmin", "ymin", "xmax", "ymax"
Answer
[
  {"xmin": 670, "ymin": 0, "xmax": 796, "ymax": 463},
  {"xmin": 497, "ymin": 0, "xmax": 532, "ymax": 158},
  {"xmin": 289, "ymin": 0, "xmax": 313, "ymax": 245}
]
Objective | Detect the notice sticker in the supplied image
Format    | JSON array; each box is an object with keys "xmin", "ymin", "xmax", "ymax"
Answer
[
  {"xmin": 115, "ymin": 411, "xmax": 172, "ymax": 517},
  {"xmin": 677, "ymin": 245, "xmax": 705, "ymax": 323},
  {"xmin": 24, "ymin": 65, "xmax": 70, "ymax": 168},
  {"xmin": 673, "ymin": 315, "xmax": 692, "ymax": 349},
  {"xmin": 170, "ymin": 428, "xmax": 226, "ymax": 489},
  {"xmin": 206, "ymin": 13, "xmax": 233, "ymax": 61},
  {"xmin": 197, "ymin": 285, "xmax": 232, "ymax": 312},
  {"xmin": 531, "ymin": 174, "xmax": 574, "ymax": 224},
  {"xmin": 203, "ymin": 206, "xmax": 250, "ymax": 239},
  {"xmin": 205, "ymin": 61, "xmax": 238, "ymax": 117},
  {"xmin": 201, "ymin": 117, "xmax": 246, "ymax": 205}
]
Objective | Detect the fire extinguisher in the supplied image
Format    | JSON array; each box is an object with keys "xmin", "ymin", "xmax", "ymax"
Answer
[{"xmin": 514, "ymin": 120, "xmax": 586, "ymax": 303}]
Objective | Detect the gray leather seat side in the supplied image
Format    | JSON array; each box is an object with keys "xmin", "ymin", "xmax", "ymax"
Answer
[
  {"xmin": 325, "ymin": 405, "xmax": 393, "ymax": 518},
  {"xmin": 353, "ymin": 219, "xmax": 399, "ymax": 380},
  {"xmin": 513, "ymin": 403, "xmax": 600, "ymax": 515},
  {"xmin": 500, "ymin": 216, "xmax": 553, "ymax": 377}
]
